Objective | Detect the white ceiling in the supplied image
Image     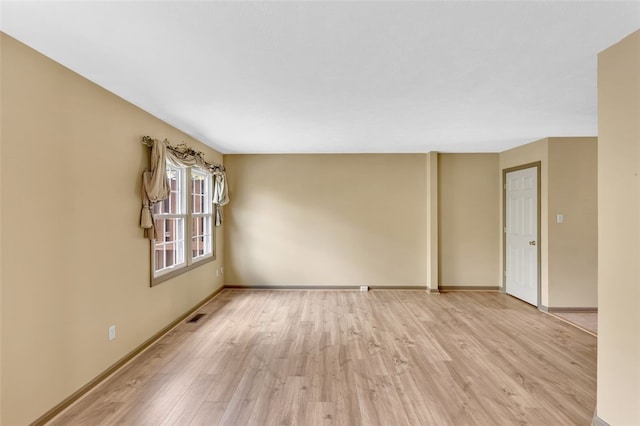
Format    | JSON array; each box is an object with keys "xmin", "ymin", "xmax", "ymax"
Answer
[{"xmin": 1, "ymin": 1, "xmax": 639, "ymax": 154}]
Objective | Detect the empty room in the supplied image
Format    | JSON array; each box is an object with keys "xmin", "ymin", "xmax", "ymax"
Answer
[{"xmin": 1, "ymin": 1, "xmax": 639, "ymax": 425}]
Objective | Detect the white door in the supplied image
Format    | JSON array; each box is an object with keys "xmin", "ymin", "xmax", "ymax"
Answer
[{"xmin": 505, "ymin": 167, "xmax": 539, "ymax": 306}]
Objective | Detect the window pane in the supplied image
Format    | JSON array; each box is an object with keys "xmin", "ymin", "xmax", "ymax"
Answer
[
  {"xmin": 164, "ymin": 242, "xmax": 177, "ymax": 268},
  {"xmin": 192, "ymin": 216, "xmax": 212, "ymax": 259},
  {"xmin": 192, "ymin": 236, "xmax": 201, "ymax": 258},
  {"xmin": 154, "ymin": 218, "xmax": 179, "ymax": 243},
  {"xmin": 165, "ymin": 219, "xmax": 174, "ymax": 242},
  {"xmin": 192, "ymin": 216, "xmax": 202, "ymax": 236},
  {"xmin": 172, "ymin": 168, "xmax": 183, "ymax": 214},
  {"xmin": 191, "ymin": 172, "xmax": 210, "ymax": 214},
  {"xmin": 153, "ymin": 198, "xmax": 169, "ymax": 215},
  {"xmin": 153, "ymin": 217, "xmax": 185, "ymax": 273},
  {"xmin": 154, "ymin": 244, "xmax": 165, "ymax": 271},
  {"xmin": 203, "ymin": 215, "xmax": 211, "ymax": 236},
  {"xmin": 192, "ymin": 177, "xmax": 203, "ymax": 195},
  {"xmin": 192, "ymin": 195, "xmax": 202, "ymax": 214},
  {"xmin": 192, "ymin": 216, "xmax": 202, "ymax": 258},
  {"xmin": 176, "ymin": 240, "xmax": 185, "ymax": 264},
  {"xmin": 204, "ymin": 234, "xmax": 212, "ymax": 255},
  {"xmin": 174, "ymin": 218, "xmax": 184, "ymax": 242},
  {"xmin": 203, "ymin": 178, "xmax": 211, "ymax": 213},
  {"xmin": 152, "ymin": 166, "xmax": 185, "ymax": 215}
]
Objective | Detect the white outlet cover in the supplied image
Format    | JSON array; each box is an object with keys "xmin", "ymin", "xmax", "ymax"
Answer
[{"xmin": 108, "ymin": 325, "xmax": 116, "ymax": 341}]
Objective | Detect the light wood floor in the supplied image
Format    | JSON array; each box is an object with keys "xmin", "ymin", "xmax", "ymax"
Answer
[
  {"xmin": 553, "ymin": 312, "xmax": 598, "ymax": 335},
  {"xmin": 49, "ymin": 290, "xmax": 596, "ymax": 425}
]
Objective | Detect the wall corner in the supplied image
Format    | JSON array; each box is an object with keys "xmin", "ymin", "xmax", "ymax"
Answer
[{"xmin": 426, "ymin": 152, "xmax": 438, "ymax": 291}]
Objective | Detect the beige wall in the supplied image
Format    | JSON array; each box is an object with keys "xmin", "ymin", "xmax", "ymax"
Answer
[
  {"xmin": 499, "ymin": 138, "xmax": 549, "ymax": 304},
  {"xmin": 438, "ymin": 154, "xmax": 500, "ymax": 287},
  {"xmin": 0, "ymin": 33, "xmax": 225, "ymax": 425},
  {"xmin": 547, "ymin": 138, "xmax": 598, "ymax": 308},
  {"xmin": 597, "ymin": 29, "xmax": 640, "ymax": 425},
  {"xmin": 498, "ymin": 137, "xmax": 597, "ymax": 308},
  {"xmin": 224, "ymin": 154, "xmax": 427, "ymax": 287}
]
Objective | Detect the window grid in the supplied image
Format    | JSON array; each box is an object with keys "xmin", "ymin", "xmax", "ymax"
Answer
[
  {"xmin": 153, "ymin": 165, "xmax": 187, "ymax": 275},
  {"xmin": 191, "ymin": 170, "xmax": 213, "ymax": 261},
  {"xmin": 151, "ymin": 165, "xmax": 214, "ymax": 283}
]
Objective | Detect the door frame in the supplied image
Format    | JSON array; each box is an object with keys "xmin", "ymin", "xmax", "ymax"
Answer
[{"xmin": 502, "ymin": 162, "xmax": 542, "ymax": 307}]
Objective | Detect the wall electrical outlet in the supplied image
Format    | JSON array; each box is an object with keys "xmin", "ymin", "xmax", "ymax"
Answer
[
  {"xmin": 108, "ymin": 325, "xmax": 116, "ymax": 341},
  {"xmin": 360, "ymin": 285, "xmax": 369, "ymax": 292}
]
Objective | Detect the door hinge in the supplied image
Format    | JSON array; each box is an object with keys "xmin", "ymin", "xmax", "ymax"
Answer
[{"xmin": 504, "ymin": 227, "xmax": 507, "ymax": 233}]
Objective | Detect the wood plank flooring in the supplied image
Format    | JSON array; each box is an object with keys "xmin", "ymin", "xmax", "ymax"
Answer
[
  {"xmin": 48, "ymin": 290, "xmax": 597, "ymax": 425},
  {"xmin": 552, "ymin": 312, "xmax": 598, "ymax": 335}
]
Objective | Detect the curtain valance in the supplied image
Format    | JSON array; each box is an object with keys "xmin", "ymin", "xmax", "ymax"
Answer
[{"xmin": 140, "ymin": 136, "xmax": 228, "ymax": 239}]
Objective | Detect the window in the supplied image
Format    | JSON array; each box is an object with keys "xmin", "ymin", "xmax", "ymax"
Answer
[
  {"xmin": 191, "ymin": 168, "xmax": 213, "ymax": 260},
  {"xmin": 151, "ymin": 162, "xmax": 214, "ymax": 284}
]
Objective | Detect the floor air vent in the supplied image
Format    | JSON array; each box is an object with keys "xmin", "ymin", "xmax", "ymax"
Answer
[{"xmin": 187, "ymin": 313, "xmax": 205, "ymax": 323}]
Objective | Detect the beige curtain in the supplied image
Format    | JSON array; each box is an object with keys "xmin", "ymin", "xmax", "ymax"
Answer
[
  {"xmin": 212, "ymin": 169, "xmax": 229, "ymax": 227},
  {"xmin": 167, "ymin": 149, "xmax": 209, "ymax": 170},
  {"xmin": 140, "ymin": 139, "xmax": 170, "ymax": 239}
]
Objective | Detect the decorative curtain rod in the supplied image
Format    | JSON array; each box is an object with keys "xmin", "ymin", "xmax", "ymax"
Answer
[{"xmin": 141, "ymin": 135, "xmax": 224, "ymax": 171}]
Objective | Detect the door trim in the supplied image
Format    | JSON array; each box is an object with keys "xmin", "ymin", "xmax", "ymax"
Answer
[{"xmin": 502, "ymin": 162, "xmax": 542, "ymax": 307}]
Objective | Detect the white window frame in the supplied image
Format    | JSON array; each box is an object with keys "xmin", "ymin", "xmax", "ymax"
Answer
[
  {"xmin": 151, "ymin": 162, "xmax": 215, "ymax": 286},
  {"xmin": 190, "ymin": 168, "xmax": 214, "ymax": 263}
]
